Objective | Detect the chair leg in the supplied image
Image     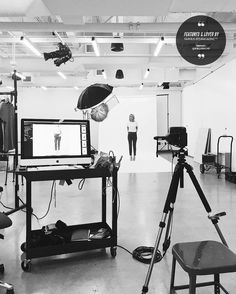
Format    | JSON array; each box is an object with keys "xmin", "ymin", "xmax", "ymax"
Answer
[
  {"xmin": 170, "ymin": 256, "xmax": 176, "ymax": 293},
  {"xmin": 189, "ymin": 274, "xmax": 196, "ymax": 294},
  {"xmin": 214, "ymin": 274, "xmax": 220, "ymax": 294}
]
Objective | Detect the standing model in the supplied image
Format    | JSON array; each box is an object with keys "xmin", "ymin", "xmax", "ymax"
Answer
[
  {"xmin": 54, "ymin": 125, "xmax": 62, "ymax": 151},
  {"xmin": 127, "ymin": 114, "xmax": 138, "ymax": 161}
]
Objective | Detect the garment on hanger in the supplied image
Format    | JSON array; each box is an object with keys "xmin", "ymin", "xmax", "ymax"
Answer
[
  {"xmin": 0, "ymin": 99, "xmax": 15, "ymax": 152},
  {"xmin": 0, "ymin": 119, "xmax": 4, "ymax": 152}
]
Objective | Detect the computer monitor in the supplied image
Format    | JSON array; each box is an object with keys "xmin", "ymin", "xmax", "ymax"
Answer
[{"xmin": 20, "ymin": 118, "xmax": 92, "ymax": 167}]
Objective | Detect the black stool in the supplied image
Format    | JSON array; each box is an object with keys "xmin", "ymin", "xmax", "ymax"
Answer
[
  {"xmin": 170, "ymin": 240, "xmax": 236, "ymax": 294},
  {"xmin": 0, "ymin": 212, "xmax": 14, "ymax": 294}
]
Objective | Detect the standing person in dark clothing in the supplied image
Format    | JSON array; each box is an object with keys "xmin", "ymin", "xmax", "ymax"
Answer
[
  {"xmin": 54, "ymin": 125, "xmax": 62, "ymax": 151},
  {"xmin": 0, "ymin": 97, "xmax": 15, "ymax": 152},
  {"xmin": 127, "ymin": 114, "xmax": 138, "ymax": 161}
]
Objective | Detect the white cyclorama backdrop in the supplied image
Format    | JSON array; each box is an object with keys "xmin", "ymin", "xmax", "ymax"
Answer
[
  {"xmin": 182, "ymin": 58, "xmax": 236, "ymax": 171},
  {"xmin": 17, "ymin": 88, "xmax": 99, "ymax": 153},
  {"xmin": 17, "ymin": 88, "xmax": 182, "ymax": 169},
  {"xmin": 33, "ymin": 124, "xmax": 82, "ymax": 156},
  {"xmin": 98, "ymin": 96, "xmax": 157, "ymax": 159}
]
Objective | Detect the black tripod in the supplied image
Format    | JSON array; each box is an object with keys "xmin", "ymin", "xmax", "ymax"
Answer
[{"xmin": 141, "ymin": 148, "xmax": 227, "ymax": 294}]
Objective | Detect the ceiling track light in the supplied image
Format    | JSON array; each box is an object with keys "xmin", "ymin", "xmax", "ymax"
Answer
[
  {"xmin": 12, "ymin": 71, "xmax": 26, "ymax": 80},
  {"xmin": 74, "ymin": 86, "xmax": 79, "ymax": 90},
  {"xmin": 139, "ymin": 83, "xmax": 144, "ymax": 90},
  {"xmin": 154, "ymin": 36, "xmax": 164, "ymax": 57},
  {"xmin": 20, "ymin": 36, "xmax": 42, "ymax": 57},
  {"xmin": 41, "ymin": 86, "xmax": 47, "ymax": 90},
  {"xmin": 53, "ymin": 31, "xmax": 65, "ymax": 45},
  {"xmin": 102, "ymin": 69, "xmax": 107, "ymax": 80},
  {"xmin": 144, "ymin": 68, "xmax": 150, "ymax": 79},
  {"xmin": 91, "ymin": 37, "xmax": 100, "ymax": 56},
  {"xmin": 57, "ymin": 71, "xmax": 67, "ymax": 79}
]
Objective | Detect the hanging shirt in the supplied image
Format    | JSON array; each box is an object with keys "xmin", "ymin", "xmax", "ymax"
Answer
[
  {"xmin": 127, "ymin": 121, "xmax": 138, "ymax": 132},
  {"xmin": 0, "ymin": 101, "xmax": 15, "ymax": 152}
]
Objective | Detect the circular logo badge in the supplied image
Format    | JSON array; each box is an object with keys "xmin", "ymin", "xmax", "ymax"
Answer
[{"xmin": 176, "ymin": 15, "xmax": 226, "ymax": 66}]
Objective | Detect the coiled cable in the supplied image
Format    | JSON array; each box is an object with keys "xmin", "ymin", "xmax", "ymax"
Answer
[{"xmin": 132, "ymin": 246, "xmax": 162, "ymax": 264}]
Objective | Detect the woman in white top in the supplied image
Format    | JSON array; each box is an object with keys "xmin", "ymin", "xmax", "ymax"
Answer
[
  {"xmin": 127, "ymin": 114, "xmax": 138, "ymax": 161},
  {"xmin": 54, "ymin": 125, "xmax": 62, "ymax": 151}
]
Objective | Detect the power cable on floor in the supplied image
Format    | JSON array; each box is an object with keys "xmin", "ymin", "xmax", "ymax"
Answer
[{"xmin": 117, "ymin": 244, "xmax": 162, "ymax": 264}]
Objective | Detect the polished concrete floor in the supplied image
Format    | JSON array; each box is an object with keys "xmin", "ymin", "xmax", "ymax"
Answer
[{"xmin": 0, "ymin": 155, "xmax": 236, "ymax": 293}]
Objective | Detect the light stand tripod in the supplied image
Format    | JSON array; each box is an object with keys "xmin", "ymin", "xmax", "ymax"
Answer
[{"xmin": 141, "ymin": 147, "xmax": 227, "ymax": 294}]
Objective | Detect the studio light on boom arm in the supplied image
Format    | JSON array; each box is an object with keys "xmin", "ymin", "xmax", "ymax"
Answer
[{"xmin": 43, "ymin": 43, "xmax": 73, "ymax": 67}]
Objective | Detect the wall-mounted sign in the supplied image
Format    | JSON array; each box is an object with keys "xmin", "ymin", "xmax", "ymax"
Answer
[{"xmin": 176, "ymin": 15, "xmax": 226, "ymax": 66}]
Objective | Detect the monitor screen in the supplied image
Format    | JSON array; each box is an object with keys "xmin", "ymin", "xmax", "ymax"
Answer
[{"xmin": 20, "ymin": 118, "xmax": 92, "ymax": 167}]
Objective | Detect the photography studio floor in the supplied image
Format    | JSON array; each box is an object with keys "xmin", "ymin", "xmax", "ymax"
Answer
[{"xmin": 0, "ymin": 154, "xmax": 236, "ymax": 294}]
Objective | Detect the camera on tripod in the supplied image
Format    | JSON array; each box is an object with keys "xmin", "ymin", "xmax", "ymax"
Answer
[
  {"xmin": 43, "ymin": 43, "xmax": 73, "ymax": 67},
  {"xmin": 154, "ymin": 127, "xmax": 187, "ymax": 156}
]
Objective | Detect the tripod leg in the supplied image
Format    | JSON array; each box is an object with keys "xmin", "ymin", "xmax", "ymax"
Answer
[
  {"xmin": 185, "ymin": 163, "xmax": 228, "ymax": 246},
  {"xmin": 141, "ymin": 164, "xmax": 183, "ymax": 294},
  {"xmin": 185, "ymin": 163, "xmax": 211, "ymax": 212},
  {"xmin": 141, "ymin": 213, "xmax": 168, "ymax": 294},
  {"xmin": 163, "ymin": 204, "xmax": 174, "ymax": 255}
]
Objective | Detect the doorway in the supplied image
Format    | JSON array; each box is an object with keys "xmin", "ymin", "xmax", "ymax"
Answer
[{"xmin": 156, "ymin": 94, "xmax": 169, "ymax": 151}]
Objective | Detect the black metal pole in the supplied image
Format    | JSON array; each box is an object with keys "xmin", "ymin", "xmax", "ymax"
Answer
[{"xmin": 13, "ymin": 70, "xmax": 19, "ymax": 208}]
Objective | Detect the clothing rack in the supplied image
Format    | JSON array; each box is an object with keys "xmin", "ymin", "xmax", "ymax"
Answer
[{"xmin": 0, "ymin": 70, "xmax": 26, "ymax": 213}]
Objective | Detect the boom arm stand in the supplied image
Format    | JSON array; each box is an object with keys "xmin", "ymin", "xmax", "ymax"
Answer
[{"xmin": 141, "ymin": 148, "xmax": 227, "ymax": 294}]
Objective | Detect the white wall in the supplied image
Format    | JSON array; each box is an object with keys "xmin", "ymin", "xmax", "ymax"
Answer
[
  {"xmin": 182, "ymin": 59, "xmax": 236, "ymax": 170},
  {"xmin": 17, "ymin": 88, "xmax": 99, "ymax": 150},
  {"xmin": 98, "ymin": 95, "xmax": 157, "ymax": 159},
  {"xmin": 16, "ymin": 87, "xmax": 182, "ymax": 159},
  {"xmin": 98, "ymin": 90, "xmax": 182, "ymax": 159}
]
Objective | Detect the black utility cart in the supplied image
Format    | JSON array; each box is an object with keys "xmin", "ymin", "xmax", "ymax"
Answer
[
  {"xmin": 200, "ymin": 135, "xmax": 233, "ymax": 178},
  {"xmin": 16, "ymin": 166, "xmax": 118, "ymax": 271}
]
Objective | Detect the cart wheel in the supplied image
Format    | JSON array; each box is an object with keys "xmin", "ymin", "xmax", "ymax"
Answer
[
  {"xmin": 0, "ymin": 263, "xmax": 4, "ymax": 273},
  {"xmin": 200, "ymin": 164, "xmax": 205, "ymax": 174},
  {"xmin": 110, "ymin": 247, "xmax": 117, "ymax": 258},
  {"xmin": 21, "ymin": 259, "xmax": 31, "ymax": 272},
  {"xmin": 20, "ymin": 242, "xmax": 26, "ymax": 252}
]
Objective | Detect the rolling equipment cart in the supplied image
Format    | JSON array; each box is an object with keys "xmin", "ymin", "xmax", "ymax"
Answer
[
  {"xmin": 16, "ymin": 166, "xmax": 118, "ymax": 271},
  {"xmin": 200, "ymin": 135, "xmax": 233, "ymax": 178}
]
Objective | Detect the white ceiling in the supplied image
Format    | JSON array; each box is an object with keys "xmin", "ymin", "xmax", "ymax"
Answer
[{"xmin": 0, "ymin": 0, "xmax": 236, "ymax": 90}]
